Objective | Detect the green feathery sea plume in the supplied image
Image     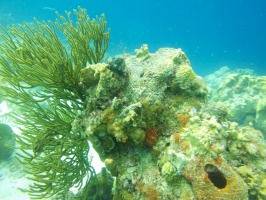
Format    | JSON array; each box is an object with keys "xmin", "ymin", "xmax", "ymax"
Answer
[{"xmin": 0, "ymin": 7, "xmax": 110, "ymax": 198}]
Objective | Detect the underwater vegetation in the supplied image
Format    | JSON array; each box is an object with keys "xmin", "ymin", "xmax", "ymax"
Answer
[
  {"xmin": 0, "ymin": 7, "xmax": 109, "ymax": 198},
  {"xmin": 0, "ymin": 6, "xmax": 266, "ymax": 200}
]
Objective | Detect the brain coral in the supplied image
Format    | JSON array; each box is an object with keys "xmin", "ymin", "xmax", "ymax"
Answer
[{"xmin": 174, "ymin": 64, "xmax": 197, "ymax": 90}]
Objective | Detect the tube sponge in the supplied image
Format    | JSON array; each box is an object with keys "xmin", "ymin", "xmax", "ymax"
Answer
[{"xmin": 184, "ymin": 157, "xmax": 248, "ymax": 200}]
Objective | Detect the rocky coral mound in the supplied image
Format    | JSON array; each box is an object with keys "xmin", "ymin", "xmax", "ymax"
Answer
[
  {"xmin": 73, "ymin": 47, "xmax": 266, "ymax": 199},
  {"xmin": 205, "ymin": 66, "xmax": 266, "ymax": 137}
]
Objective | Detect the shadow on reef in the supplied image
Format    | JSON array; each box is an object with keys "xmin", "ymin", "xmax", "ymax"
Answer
[{"xmin": 67, "ymin": 167, "xmax": 114, "ymax": 200}]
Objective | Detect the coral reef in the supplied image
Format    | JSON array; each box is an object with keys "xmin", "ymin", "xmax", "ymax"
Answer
[
  {"xmin": 184, "ymin": 158, "xmax": 248, "ymax": 200},
  {"xmin": 1, "ymin": 12, "xmax": 265, "ymax": 197},
  {"xmin": 205, "ymin": 67, "xmax": 266, "ymax": 137},
  {"xmin": 72, "ymin": 46, "xmax": 266, "ymax": 199}
]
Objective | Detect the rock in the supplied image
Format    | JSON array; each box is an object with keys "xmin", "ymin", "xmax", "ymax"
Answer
[
  {"xmin": 72, "ymin": 48, "xmax": 266, "ymax": 199},
  {"xmin": 0, "ymin": 123, "xmax": 15, "ymax": 161},
  {"xmin": 205, "ymin": 67, "xmax": 266, "ymax": 137}
]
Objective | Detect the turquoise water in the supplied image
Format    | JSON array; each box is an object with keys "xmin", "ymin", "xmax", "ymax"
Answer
[{"xmin": 1, "ymin": 0, "xmax": 266, "ymax": 76}]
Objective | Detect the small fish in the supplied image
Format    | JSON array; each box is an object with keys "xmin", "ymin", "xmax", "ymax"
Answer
[{"xmin": 42, "ymin": 7, "xmax": 56, "ymax": 11}]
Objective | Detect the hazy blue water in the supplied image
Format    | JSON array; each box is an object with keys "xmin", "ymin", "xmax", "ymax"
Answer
[{"xmin": 1, "ymin": 0, "xmax": 265, "ymax": 76}]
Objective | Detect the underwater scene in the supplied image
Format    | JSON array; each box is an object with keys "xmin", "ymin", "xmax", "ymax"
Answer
[{"xmin": 0, "ymin": 0, "xmax": 266, "ymax": 199}]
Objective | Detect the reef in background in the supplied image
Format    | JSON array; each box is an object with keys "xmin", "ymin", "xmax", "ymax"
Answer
[
  {"xmin": 205, "ymin": 66, "xmax": 266, "ymax": 138},
  {"xmin": 72, "ymin": 46, "xmax": 266, "ymax": 199}
]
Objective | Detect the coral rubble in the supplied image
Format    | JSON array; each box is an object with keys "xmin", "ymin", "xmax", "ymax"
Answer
[{"xmin": 73, "ymin": 47, "xmax": 266, "ymax": 199}]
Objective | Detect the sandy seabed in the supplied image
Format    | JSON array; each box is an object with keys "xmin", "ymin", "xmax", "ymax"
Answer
[{"xmin": 0, "ymin": 156, "xmax": 30, "ymax": 200}]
